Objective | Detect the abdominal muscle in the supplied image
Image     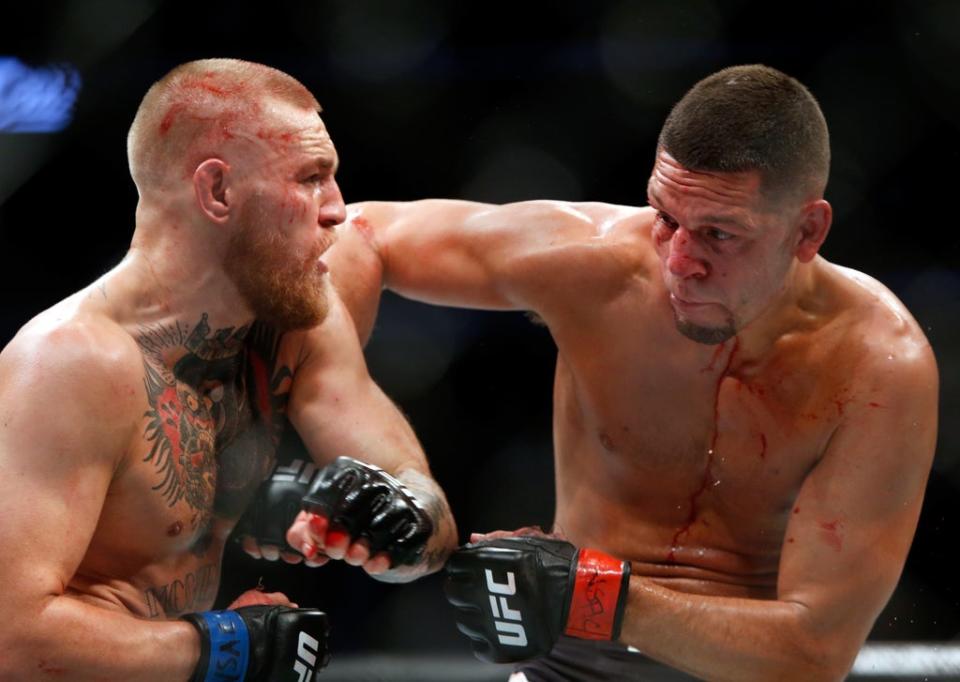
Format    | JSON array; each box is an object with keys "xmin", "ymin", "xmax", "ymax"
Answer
[
  {"xmin": 557, "ymin": 501, "xmax": 780, "ymax": 600},
  {"xmin": 553, "ymin": 450, "xmax": 784, "ymax": 602}
]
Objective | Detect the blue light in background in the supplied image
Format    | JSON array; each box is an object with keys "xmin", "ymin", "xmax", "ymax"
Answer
[{"xmin": 0, "ymin": 57, "xmax": 82, "ymax": 133}]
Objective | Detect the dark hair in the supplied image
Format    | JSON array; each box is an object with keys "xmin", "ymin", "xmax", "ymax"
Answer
[{"xmin": 658, "ymin": 64, "xmax": 830, "ymax": 200}]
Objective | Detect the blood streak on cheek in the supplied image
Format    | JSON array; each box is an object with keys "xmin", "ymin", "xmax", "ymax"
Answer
[
  {"xmin": 598, "ymin": 431, "xmax": 615, "ymax": 451},
  {"xmin": 758, "ymin": 433, "xmax": 767, "ymax": 459}
]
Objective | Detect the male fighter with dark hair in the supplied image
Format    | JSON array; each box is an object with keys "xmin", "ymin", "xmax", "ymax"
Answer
[
  {"xmin": 0, "ymin": 58, "xmax": 456, "ymax": 681},
  {"xmin": 302, "ymin": 65, "xmax": 939, "ymax": 681}
]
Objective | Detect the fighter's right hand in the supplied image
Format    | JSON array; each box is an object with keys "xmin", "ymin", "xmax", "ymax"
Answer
[
  {"xmin": 182, "ymin": 605, "xmax": 330, "ymax": 682},
  {"xmin": 288, "ymin": 456, "xmax": 434, "ymax": 575}
]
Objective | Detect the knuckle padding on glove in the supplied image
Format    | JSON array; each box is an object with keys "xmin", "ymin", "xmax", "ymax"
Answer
[{"xmin": 302, "ymin": 456, "xmax": 433, "ymax": 566}]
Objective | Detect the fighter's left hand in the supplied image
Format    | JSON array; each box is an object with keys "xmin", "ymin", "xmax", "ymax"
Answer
[{"xmin": 234, "ymin": 458, "xmax": 327, "ymax": 566}]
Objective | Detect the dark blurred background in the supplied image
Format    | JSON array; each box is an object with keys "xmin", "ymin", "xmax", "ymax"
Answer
[{"xmin": 2, "ymin": 0, "xmax": 958, "ymax": 668}]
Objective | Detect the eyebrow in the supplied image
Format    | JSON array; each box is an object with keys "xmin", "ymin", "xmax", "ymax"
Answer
[
  {"xmin": 648, "ymin": 188, "xmax": 750, "ymax": 232},
  {"xmin": 302, "ymin": 156, "xmax": 339, "ymax": 174}
]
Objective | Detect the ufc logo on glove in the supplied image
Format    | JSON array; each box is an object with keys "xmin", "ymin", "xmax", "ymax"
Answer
[
  {"xmin": 445, "ymin": 535, "xmax": 630, "ymax": 663},
  {"xmin": 485, "ymin": 569, "xmax": 528, "ymax": 646},
  {"xmin": 294, "ymin": 630, "xmax": 321, "ymax": 682}
]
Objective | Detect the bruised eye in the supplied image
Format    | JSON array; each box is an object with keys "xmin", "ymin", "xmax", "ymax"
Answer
[
  {"xmin": 303, "ymin": 174, "xmax": 323, "ymax": 184},
  {"xmin": 657, "ymin": 211, "xmax": 679, "ymax": 230}
]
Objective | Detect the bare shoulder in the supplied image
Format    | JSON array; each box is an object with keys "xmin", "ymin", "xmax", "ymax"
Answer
[
  {"xmin": 539, "ymin": 201, "xmax": 656, "ymax": 259},
  {"xmin": 821, "ymin": 260, "xmax": 937, "ymax": 401},
  {"xmin": 546, "ymin": 202, "xmax": 658, "ymax": 297},
  {"xmin": 0, "ymin": 301, "xmax": 145, "ymax": 422},
  {"xmin": 509, "ymin": 202, "xmax": 659, "ymax": 302}
]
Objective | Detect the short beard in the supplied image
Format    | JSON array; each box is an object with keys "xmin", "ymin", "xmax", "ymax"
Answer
[
  {"xmin": 224, "ymin": 214, "xmax": 329, "ymax": 332},
  {"xmin": 674, "ymin": 315, "xmax": 737, "ymax": 345}
]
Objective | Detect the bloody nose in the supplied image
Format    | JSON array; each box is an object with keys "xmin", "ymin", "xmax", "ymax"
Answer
[{"xmin": 666, "ymin": 228, "xmax": 708, "ymax": 279}]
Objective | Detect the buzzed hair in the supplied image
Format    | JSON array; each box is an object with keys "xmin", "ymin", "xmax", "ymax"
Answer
[
  {"xmin": 658, "ymin": 64, "xmax": 830, "ymax": 201},
  {"xmin": 127, "ymin": 58, "xmax": 319, "ymax": 193}
]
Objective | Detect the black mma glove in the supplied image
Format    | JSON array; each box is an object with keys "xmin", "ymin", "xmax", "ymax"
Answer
[
  {"xmin": 302, "ymin": 456, "xmax": 434, "ymax": 567},
  {"xmin": 235, "ymin": 458, "xmax": 320, "ymax": 555},
  {"xmin": 182, "ymin": 605, "xmax": 329, "ymax": 682},
  {"xmin": 444, "ymin": 535, "xmax": 631, "ymax": 663}
]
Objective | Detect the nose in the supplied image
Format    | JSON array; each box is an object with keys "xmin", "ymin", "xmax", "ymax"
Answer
[
  {"xmin": 318, "ymin": 178, "xmax": 346, "ymax": 229},
  {"xmin": 666, "ymin": 227, "xmax": 708, "ymax": 279}
]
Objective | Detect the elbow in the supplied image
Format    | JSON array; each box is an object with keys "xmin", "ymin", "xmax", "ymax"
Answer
[
  {"xmin": 779, "ymin": 655, "xmax": 850, "ymax": 682},
  {"xmin": 779, "ymin": 623, "xmax": 861, "ymax": 682}
]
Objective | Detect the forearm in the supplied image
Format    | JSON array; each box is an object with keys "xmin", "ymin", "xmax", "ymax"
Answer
[
  {"xmin": 1, "ymin": 594, "xmax": 199, "ymax": 681},
  {"xmin": 352, "ymin": 199, "xmax": 522, "ymax": 310},
  {"xmin": 621, "ymin": 578, "xmax": 856, "ymax": 682}
]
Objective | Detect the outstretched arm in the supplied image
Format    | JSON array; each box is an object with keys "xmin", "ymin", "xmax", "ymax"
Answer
[
  {"xmin": 335, "ymin": 200, "xmax": 646, "ymax": 319},
  {"xmin": 0, "ymin": 326, "xmax": 200, "ymax": 681},
  {"xmin": 285, "ymin": 292, "xmax": 458, "ymax": 581}
]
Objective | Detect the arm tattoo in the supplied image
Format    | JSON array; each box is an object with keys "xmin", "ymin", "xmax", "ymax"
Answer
[{"xmin": 398, "ymin": 469, "xmax": 456, "ymax": 571}]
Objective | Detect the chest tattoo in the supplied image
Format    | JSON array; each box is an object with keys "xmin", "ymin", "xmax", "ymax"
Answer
[{"xmin": 137, "ymin": 315, "xmax": 292, "ymax": 522}]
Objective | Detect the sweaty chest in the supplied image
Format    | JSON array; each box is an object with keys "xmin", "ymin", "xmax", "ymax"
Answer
[{"xmin": 553, "ymin": 332, "xmax": 849, "ymax": 557}]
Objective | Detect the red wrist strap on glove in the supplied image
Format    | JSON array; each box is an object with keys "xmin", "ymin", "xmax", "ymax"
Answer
[{"xmin": 563, "ymin": 548, "xmax": 631, "ymax": 640}]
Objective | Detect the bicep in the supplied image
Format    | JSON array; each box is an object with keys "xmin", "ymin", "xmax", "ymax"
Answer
[
  {"xmin": 777, "ymin": 363, "xmax": 937, "ymax": 641},
  {"xmin": 0, "ymin": 336, "xmax": 130, "ymax": 605}
]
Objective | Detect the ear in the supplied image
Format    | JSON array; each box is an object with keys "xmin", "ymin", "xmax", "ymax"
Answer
[
  {"xmin": 193, "ymin": 158, "xmax": 232, "ymax": 224},
  {"xmin": 793, "ymin": 199, "xmax": 832, "ymax": 263}
]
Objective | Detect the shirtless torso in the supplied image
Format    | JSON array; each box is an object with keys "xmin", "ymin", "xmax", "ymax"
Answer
[
  {"xmin": 0, "ymin": 57, "xmax": 457, "ymax": 681},
  {"xmin": 5, "ymin": 265, "xmax": 312, "ymax": 620},
  {"xmin": 541, "ymin": 210, "xmax": 916, "ymax": 598},
  {"xmin": 329, "ymin": 181, "xmax": 936, "ymax": 679}
]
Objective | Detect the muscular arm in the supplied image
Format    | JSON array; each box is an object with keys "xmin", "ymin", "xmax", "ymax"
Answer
[
  {"xmin": 0, "ymin": 325, "xmax": 199, "ymax": 681},
  {"xmin": 287, "ymin": 292, "xmax": 457, "ymax": 581},
  {"xmin": 620, "ymin": 344, "xmax": 939, "ymax": 681},
  {"xmin": 336, "ymin": 200, "xmax": 646, "ymax": 331}
]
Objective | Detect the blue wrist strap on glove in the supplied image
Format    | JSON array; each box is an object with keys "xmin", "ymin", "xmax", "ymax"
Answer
[{"xmin": 189, "ymin": 611, "xmax": 250, "ymax": 682}]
